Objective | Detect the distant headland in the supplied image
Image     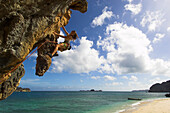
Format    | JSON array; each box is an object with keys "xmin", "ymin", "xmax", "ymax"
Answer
[
  {"xmin": 149, "ymin": 80, "xmax": 170, "ymax": 92},
  {"xmin": 15, "ymin": 87, "xmax": 31, "ymax": 92}
]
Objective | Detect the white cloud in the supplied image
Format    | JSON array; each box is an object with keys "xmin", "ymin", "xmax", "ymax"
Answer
[
  {"xmin": 122, "ymin": 76, "xmax": 128, "ymax": 79},
  {"xmin": 91, "ymin": 6, "xmax": 114, "ymax": 27},
  {"xmin": 91, "ymin": 75, "xmax": 116, "ymax": 81},
  {"xmin": 106, "ymin": 82, "xmax": 123, "ymax": 86},
  {"xmin": 30, "ymin": 53, "xmax": 37, "ymax": 57},
  {"xmin": 149, "ymin": 77, "xmax": 168, "ymax": 84},
  {"xmin": 167, "ymin": 27, "xmax": 170, "ymax": 32},
  {"xmin": 50, "ymin": 22, "xmax": 170, "ymax": 76},
  {"xmin": 149, "ymin": 77, "xmax": 161, "ymax": 84},
  {"xmin": 124, "ymin": 3, "xmax": 142, "ymax": 15},
  {"xmin": 130, "ymin": 75, "xmax": 138, "ymax": 81},
  {"xmin": 128, "ymin": 81, "xmax": 148, "ymax": 90},
  {"xmin": 97, "ymin": 22, "xmax": 170, "ymax": 76},
  {"xmin": 103, "ymin": 75, "xmax": 116, "ymax": 81},
  {"xmin": 150, "ymin": 59, "xmax": 170, "ymax": 76},
  {"xmin": 57, "ymin": 30, "xmax": 65, "ymax": 43},
  {"xmin": 153, "ymin": 33, "xmax": 165, "ymax": 44},
  {"xmin": 127, "ymin": 0, "xmax": 133, "ymax": 3},
  {"xmin": 99, "ymin": 63, "xmax": 115, "ymax": 74},
  {"xmin": 140, "ymin": 11, "xmax": 165, "ymax": 31},
  {"xmin": 51, "ymin": 37, "xmax": 103, "ymax": 73},
  {"xmin": 98, "ymin": 22, "xmax": 152, "ymax": 74},
  {"xmin": 91, "ymin": 76, "xmax": 101, "ymax": 80}
]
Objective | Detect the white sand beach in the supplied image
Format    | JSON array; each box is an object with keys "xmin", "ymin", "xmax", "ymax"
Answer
[{"xmin": 122, "ymin": 98, "xmax": 170, "ymax": 113}]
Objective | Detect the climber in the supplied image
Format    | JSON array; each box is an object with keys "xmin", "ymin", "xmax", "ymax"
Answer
[{"xmin": 48, "ymin": 23, "xmax": 79, "ymax": 57}]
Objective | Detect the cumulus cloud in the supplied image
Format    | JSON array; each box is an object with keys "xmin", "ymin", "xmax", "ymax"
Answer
[
  {"xmin": 124, "ymin": 3, "xmax": 142, "ymax": 15},
  {"xmin": 149, "ymin": 77, "xmax": 161, "ymax": 84},
  {"xmin": 103, "ymin": 75, "xmax": 116, "ymax": 81},
  {"xmin": 51, "ymin": 37, "xmax": 103, "ymax": 73},
  {"xmin": 128, "ymin": 81, "xmax": 147, "ymax": 90},
  {"xmin": 129, "ymin": 75, "xmax": 138, "ymax": 81},
  {"xmin": 50, "ymin": 22, "xmax": 170, "ymax": 76},
  {"xmin": 57, "ymin": 30, "xmax": 65, "ymax": 43},
  {"xmin": 153, "ymin": 33, "xmax": 165, "ymax": 44},
  {"xmin": 106, "ymin": 82, "xmax": 123, "ymax": 86},
  {"xmin": 91, "ymin": 6, "xmax": 115, "ymax": 27},
  {"xmin": 30, "ymin": 53, "xmax": 38, "ymax": 57},
  {"xmin": 167, "ymin": 27, "xmax": 170, "ymax": 32},
  {"xmin": 150, "ymin": 59, "xmax": 170, "ymax": 76},
  {"xmin": 149, "ymin": 77, "xmax": 168, "ymax": 84},
  {"xmin": 122, "ymin": 76, "xmax": 128, "ymax": 79},
  {"xmin": 97, "ymin": 22, "xmax": 170, "ymax": 76},
  {"xmin": 90, "ymin": 75, "xmax": 116, "ymax": 81},
  {"xmin": 98, "ymin": 22, "xmax": 152, "ymax": 74},
  {"xmin": 127, "ymin": 0, "xmax": 133, "ymax": 3},
  {"xmin": 140, "ymin": 11, "xmax": 165, "ymax": 31},
  {"xmin": 91, "ymin": 76, "xmax": 101, "ymax": 80}
]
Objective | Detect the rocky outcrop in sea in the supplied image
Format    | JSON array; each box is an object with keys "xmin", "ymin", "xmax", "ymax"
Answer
[
  {"xmin": 15, "ymin": 87, "xmax": 31, "ymax": 92},
  {"xmin": 0, "ymin": 0, "xmax": 88, "ymax": 100}
]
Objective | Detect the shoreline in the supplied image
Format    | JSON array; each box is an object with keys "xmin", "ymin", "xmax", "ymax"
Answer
[{"xmin": 120, "ymin": 98, "xmax": 170, "ymax": 113}]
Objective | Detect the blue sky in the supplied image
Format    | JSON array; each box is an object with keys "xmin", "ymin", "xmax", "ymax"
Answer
[{"xmin": 20, "ymin": 0, "xmax": 170, "ymax": 91}]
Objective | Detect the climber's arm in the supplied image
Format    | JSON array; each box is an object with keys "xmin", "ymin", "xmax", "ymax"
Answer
[
  {"xmin": 53, "ymin": 32, "xmax": 67, "ymax": 38},
  {"xmin": 61, "ymin": 23, "xmax": 69, "ymax": 36}
]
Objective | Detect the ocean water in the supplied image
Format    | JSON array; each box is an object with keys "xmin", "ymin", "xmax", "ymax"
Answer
[{"xmin": 0, "ymin": 91, "xmax": 166, "ymax": 113}]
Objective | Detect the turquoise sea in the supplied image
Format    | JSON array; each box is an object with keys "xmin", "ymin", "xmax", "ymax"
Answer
[{"xmin": 0, "ymin": 91, "xmax": 166, "ymax": 113}]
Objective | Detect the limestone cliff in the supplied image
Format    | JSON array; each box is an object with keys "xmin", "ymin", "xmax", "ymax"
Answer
[
  {"xmin": 0, "ymin": 0, "xmax": 88, "ymax": 100},
  {"xmin": 0, "ymin": 64, "xmax": 25, "ymax": 100},
  {"xmin": 149, "ymin": 80, "xmax": 170, "ymax": 92}
]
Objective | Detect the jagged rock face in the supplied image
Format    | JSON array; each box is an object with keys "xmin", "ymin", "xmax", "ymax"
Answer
[
  {"xmin": 0, "ymin": 64, "xmax": 25, "ymax": 100},
  {"xmin": 35, "ymin": 9, "xmax": 72, "ymax": 76},
  {"xmin": 149, "ymin": 80, "xmax": 170, "ymax": 92},
  {"xmin": 0, "ymin": 0, "xmax": 88, "ymax": 100}
]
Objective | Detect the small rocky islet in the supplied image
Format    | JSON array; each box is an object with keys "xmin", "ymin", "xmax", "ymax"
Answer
[{"xmin": 15, "ymin": 87, "xmax": 31, "ymax": 92}]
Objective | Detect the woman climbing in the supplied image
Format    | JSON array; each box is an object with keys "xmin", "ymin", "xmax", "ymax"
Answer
[{"xmin": 48, "ymin": 23, "xmax": 79, "ymax": 57}]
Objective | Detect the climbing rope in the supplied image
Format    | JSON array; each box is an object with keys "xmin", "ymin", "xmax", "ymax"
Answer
[
  {"xmin": 0, "ymin": 39, "xmax": 58, "ymax": 83},
  {"xmin": 0, "ymin": 19, "xmax": 64, "ymax": 98},
  {"xmin": 1, "ymin": 20, "xmax": 65, "ymax": 83}
]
